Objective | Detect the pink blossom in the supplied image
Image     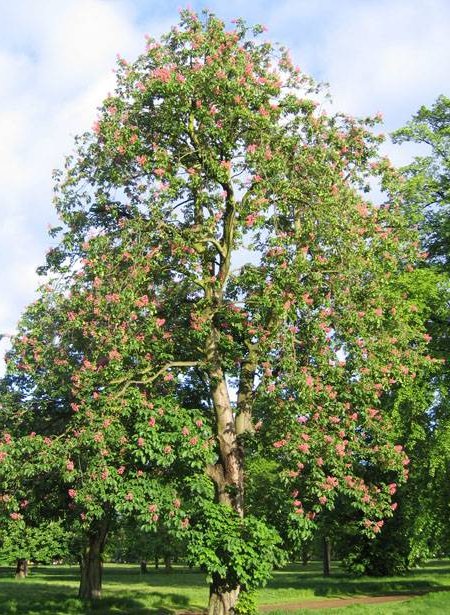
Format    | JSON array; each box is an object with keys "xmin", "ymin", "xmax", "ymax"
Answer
[
  {"xmin": 137, "ymin": 437, "xmax": 144, "ymax": 447},
  {"xmin": 108, "ymin": 349, "xmax": 121, "ymax": 361},
  {"xmin": 245, "ymin": 213, "xmax": 258, "ymax": 227},
  {"xmin": 163, "ymin": 445, "xmax": 172, "ymax": 454},
  {"xmin": 66, "ymin": 460, "xmax": 75, "ymax": 472},
  {"xmin": 148, "ymin": 417, "xmax": 156, "ymax": 427},
  {"xmin": 305, "ymin": 375, "xmax": 314, "ymax": 387},
  {"xmin": 173, "ymin": 498, "xmax": 181, "ymax": 508},
  {"xmin": 152, "ymin": 513, "xmax": 159, "ymax": 522},
  {"xmin": 182, "ymin": 426, "xmax": 190, "ymax": 436},
  {"xmin": 10, "ymin": 512, "xmax": 21, "ymax": 520},
  {"xmin": 148, "ymin": 504, "xmax": 158, "ymax": 513},
  {"xmin": 117, "ymin": 466, "xmax": 125, "ymax": 475},
  {"xmin": 155, "ymin": 318, "xmax": 166, "ymax": 327},
  {"xmin": 273, "ymin": 439, "xmax": 286, "ymax": 448},
  {"xmin": 68, "ymin": 489, "xmax": 77, "ymax": 499},
  {"xmin": 125, "ymin": 492, "xmax": 133, "ymax": 501},
  {"xmin": 189, "ymin": 436, "xmax": 198, "ymax": 445},
  {"xmin": 151, "ymin": 67, "xmax": 172, "ymax": 82},
  {"xmin": 135, "ymin": 295, "xmax": 149, "ymax": 307}
]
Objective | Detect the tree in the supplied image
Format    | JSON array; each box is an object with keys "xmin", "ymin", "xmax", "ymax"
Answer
[
  {"xmin": 339, "ymin": 96, "xmax": 450, "ymax": 576},
  {"xmin": 392, "ymin": 95, "xmax": 450, "ymax": 270},
  {"xmin": 2, "ymin": 11, "xmax": 433, "ymax": 614}
]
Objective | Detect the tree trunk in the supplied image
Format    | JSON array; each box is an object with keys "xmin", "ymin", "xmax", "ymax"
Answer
[
  {"xmin": 301, "ymin": 544, "xmax": 311, "ymax": 567},
  {"xmin": 164, "ymin": 554, "xmax": 172, "ymax": 572},
  {"xmin": 323, "ymin": 536, "xmax": 331, "ymax": 577},
  {"xmin": 140, "ymin": 560, "xmax": 147, "ymax": 574},
  {"xmin": 154, "ymin": 554, "xmax": 159, "ymax": 569},
  {"xmin": 15, "ymin": 558, "xmax": 28, "ymax": 578},
  {"xmin": 78, "ymin": 523, "xmax": 108, "ymax": 600},
  {"xmin": 205, "ymin": 328, "xmax": 244, "ymax": 614},
  {"xmin": 208, "ymin": 575, "xmax": 240, "ymax": 615}
]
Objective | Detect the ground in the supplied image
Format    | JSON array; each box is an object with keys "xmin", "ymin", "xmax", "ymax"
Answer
[{"xmin": 0, "ymin": 560, "xmax": 449, "ymax": 614}]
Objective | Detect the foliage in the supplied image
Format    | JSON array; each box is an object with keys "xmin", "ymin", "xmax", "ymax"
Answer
[
  {"xmin": 187, "ymin": 502, "xmax": 284, "ymax": 590},
  {"xmin": 340, "ymin": 95, "xmax": 450, "ymax": 576}
]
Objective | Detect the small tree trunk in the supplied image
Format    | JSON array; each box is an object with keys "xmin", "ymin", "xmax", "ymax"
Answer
[
  {"xmin": 323, "ymin": 536, "xmax": 331, "ymax": 577},
  {"xmin": 15, "ymin": 558, "xmax": 28, "ymax": 578},
  {"xmin": 154, "ymin": 554, "xmax": 159, "ymax": 569},
  {"xmin": 78, "ymin": 523, "xmax": 108, "ymax": 600},
  {"xmin": 208, "ymin": 575, "xmax": 239, "ymax": 615},
  {"xmin": 140, "ymin": 560, "xmax": 147, "ymax": 574},
  {"xmin": 164, "ymin": 554, "xmax": 172, "ymax": 572},
  {"xmin": 301, "ymin": 544, "xmax": 311, "ymax": 566}
]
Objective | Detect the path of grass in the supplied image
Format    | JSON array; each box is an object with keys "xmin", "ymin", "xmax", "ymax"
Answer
[{"xmin": 0, "ymin": 559, "xmax": 449, "ymax": 614}]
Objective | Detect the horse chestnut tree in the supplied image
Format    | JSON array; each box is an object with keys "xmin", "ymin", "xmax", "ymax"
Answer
[{"xmin": 0, "ymin": 11, "xmax": 433, "ymax": 614}]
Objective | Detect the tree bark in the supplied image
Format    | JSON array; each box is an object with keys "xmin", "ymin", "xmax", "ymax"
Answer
[
  {"xmin": 140, "ymin": 560, "xmax": 147, "ymax": 574},
  {"xmin": 205, "ymin": 327, "xmax": 243, "ymax": 613},
  {"xmin": 78, "ymin": 523, "xmax": 108, "ymax": 600},
  {"xmin": 323, "ymin": 536, "xmax": 331, "ymax": 577},
  {"xmin": 208, "ymin": 575, "xmax": 240, "ymax": 615},
  {"xmin": 15, "ymin": 558, "xmax": 28, "ymax": 578}
]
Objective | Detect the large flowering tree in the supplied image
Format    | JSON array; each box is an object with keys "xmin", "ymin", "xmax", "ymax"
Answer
[{"xmin": 0, "ymin": 11, "xmax": 433, "ymax": 614}]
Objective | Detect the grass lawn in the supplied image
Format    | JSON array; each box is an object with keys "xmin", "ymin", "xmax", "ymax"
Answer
[{"xmin": 0, "ymin": 559, "xmax": 449, "ymax": 614}]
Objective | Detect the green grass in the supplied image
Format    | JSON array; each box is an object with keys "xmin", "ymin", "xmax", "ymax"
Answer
[
  {"xmin": 266, "ymin": 590, "xmax": 450, "ymax": 614},
  {"xmin": 0, "ymin": 559, "xmax": 449, "ymax": 614}
]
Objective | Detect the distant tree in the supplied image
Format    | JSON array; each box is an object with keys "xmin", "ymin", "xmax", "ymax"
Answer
[
  {"xmin": 339, "ymin": 97, "xmax": 450, "ymax": 575},
  {"xmin": 1, "ymin": 11, "xmax": 433, "ymax": 614}
]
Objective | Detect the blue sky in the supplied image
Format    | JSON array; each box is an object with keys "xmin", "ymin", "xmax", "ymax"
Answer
[{"xmin": 0, "ymin": 0, "xmax": 449, "ymax": 363}]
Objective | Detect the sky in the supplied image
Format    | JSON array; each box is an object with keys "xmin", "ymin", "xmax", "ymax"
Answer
[{"xmin": 0, "ymin": 0, "xmax": 449, "ymax": 365}]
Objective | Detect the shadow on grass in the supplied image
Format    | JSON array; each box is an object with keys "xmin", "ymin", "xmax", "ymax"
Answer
[
  {"xmin": 266, "ymin": 563, "xmax": 450, "ymax": 599},
  {"xmin": 0, "ymin": 579, "xmax": 200, "ymax": 615}
]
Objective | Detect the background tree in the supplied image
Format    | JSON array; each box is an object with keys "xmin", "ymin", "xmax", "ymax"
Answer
[
  {"xmin": 337, "ymin": 96, "xmax": 450, "ymax": 575},
  {"xmin": 1, "ymin": 11, "xmax": 433, "ymax": 615}
]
